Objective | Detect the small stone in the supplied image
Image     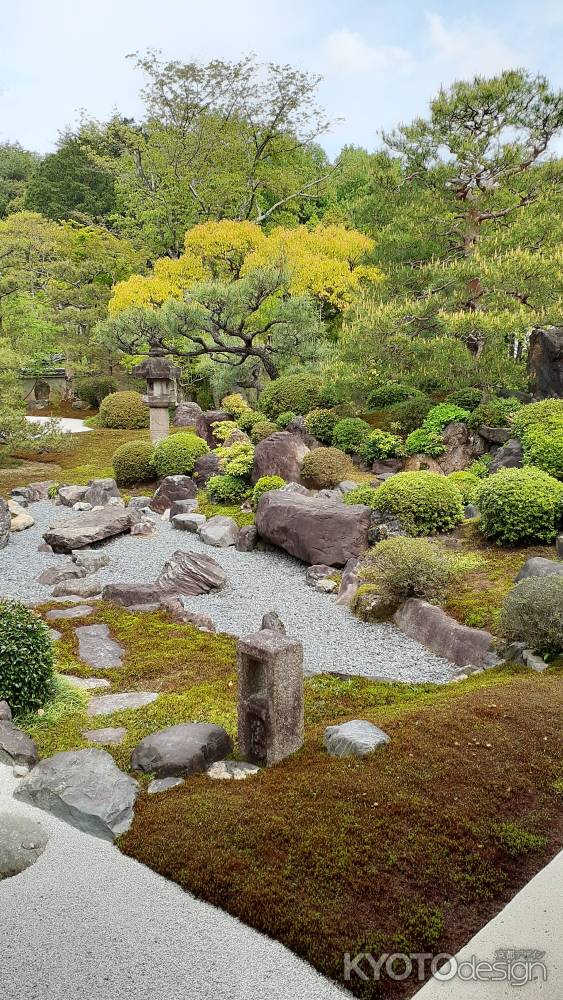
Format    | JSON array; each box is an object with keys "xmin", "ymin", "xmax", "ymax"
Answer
[
  {"xmin": 305, "ymin": 564, "xmax": 335, "ymax": 587},
  {"xmin": 198, "ymin": 515, "xmax": 239, "ymax": 547},
  {"xmin": 128, "ymin": 496, "xmax": 154, "ymax": 511},
  {"xmin": 323, "ymin": 720, "xmax": 390, "ymax": 758},
  {"xmin": 0, "ymin": 722, "xmax": 38, "ymax": 768},
  {"xmin": 82, "ymin": 727, "xmax": 128, "ymax": 746},
  {"xmin": 169, "ymin": 499, "xmax": 198, "ymax": 518},
  {"xmin": 236, "ymin": 525, "xmax": 258, "ymax": 552},
  {"xmin": 87, "ymin": 691, "xmax": 159, "ymax": 717},
  {"xmin": 464, "ymin": 503, "xmax": 479, "ymax": 519},
  {"xmin": 261, "ymin": 611, "xmax": 286, "ymax": 633},
  {"xmin": 147, "ymin": 777, "xmax": 185, "ymax": 795},
  {"xmin": 47, "ymin": 629, "xmax": 62, "ymax": 641},
  {"xmin": 206, "ymin": 760, "xmax": 260, "ymax": 780},
  {"xmin": 64, "ymin": 676, "xmax": 111, "ymax": 690},
  {"xmin": 316, "ymin": 578, "xmax": 337, "ymax": 593},
  {"xmin": 556, "ymin": 535, "xmax": 563, "ymax": 559},
  {"xmin": 37, "ymin": 543, "xmax": 53, "ymax": 553},
  {"xmin": 51, "ymin": 578, "xmax": 102, "ymax": 598},
  {"xmin": 45, "ymin": 605, "xmax": 95, "ymax": 621},
  {"xmin": 38, "ymin": 565, "xmax": 88, "ymax": 586},
  {"xmin": 71, "ymin": 551, "xmax": 110, "ymax": 572},
  {"xmin": 171, "ymin": 513, "xmax": 207, "ymax": 531},
  {"xmin": 72, "ymin": 502, "xmax": 93, "ymax": 512},
  {"xmin": 130, "ymin": 519, "xmax": 156, "ymax": 536},
  {"xmin": 0, "ymin": 701, "xmax": 12, "ymax": 721},
  {"xmin": 13, "ymin": 764, "xmax": 30, "ymax": 778},
  {"xmin": 523, "ymin": 649, "xmax": 548, "ymax": 672},
  {"xmin": 8, "ymin": 499, "xmax": 35, "ymax": 531},
  {"xmin": 0, "ymin": 813, "xmax": 48, "ymax": 879},
  {"xmin": 337, "ymin": 481, "xmax": 358, "ymax": 494}
]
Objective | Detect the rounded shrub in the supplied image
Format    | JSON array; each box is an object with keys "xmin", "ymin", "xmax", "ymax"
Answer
[
  {"xmin": 366, "ymin": 382, "xmax": 421, "ymax": 410},
  {"xmin": 359, "ymin": 537, "xmax": 453, "ymax": 607},
  {"xmin": 300, "ymin": 447, "xmax": 353, "ymax": 489},
  {"xmin": 250, "ymin": 420, "xmax": 277, "ymax": 443},
  {"xmin": 359, "ymin": 429, "xmax": 402, "ymax": 463},
  {"xmin": 404, "ymin": 428, "xmax": 446, "ymax": 457},
  {"xmin": 0, "ymin": 601, "xmax": 54, "ymax": 716},
  {"xmin": 332, "ymin": 417, "xmax": 371, "ymax": 455},
  {"xmin": 74, "ymin": 375, "xmax": 117, "ymax": 408},
  {"xmin": 474, "ymin": 466, "xmax": 563, "ymax": 544},
  {"xmin": 237, "ymin": 409, "xmax": 264, "ymax": 433},
  {"xmin": 252, "ymin": 475, "xmax": 285, "ymax": 508},
  {"xmin": 445, "ymin": 388, "xmax": 483, "ymax": 411},
  {"xmin": 371, "ymin": 472, "xmax": 465, "ymax": 536},
  {"xmin": 98, "ymin": 390, "xmax": 149, "ymax": 429},
  {"xmin": 216, "ymin": 441, "xmax": 254, "ymax": 477},
  {"xmin": 112, "ymin": 440, "xmax": 155, "ymax": 487},
  {"xmin": 467, "ymin": 396, "xmax": 521, "ymax": 431},
  {"xmin": 304, "ymin": 408, "xmax": 339, "ymax": 444},
  {"xmin": 211, "ymin": 420, "xmax": 240, "ymax": 443},
  {"xmin": 258, "ymin": 374, "xmax": 324, "ymax": 418},
  {"xmin": 381, "ymin": 396, "xmax": 434, "ymax": 433},
  {"xmin": 275, "ymin": 411, "xmax": 297, "ymax": 430},
  {"xmin": 447, "ymin": 471, "xmax": 480, "ymax": 503},
  {"xmin": 423, "ymin": 403, "xmax": 470, "ymax": 431},
  {"xmin": 206, "ymin": 474, "xmax": 250, "ymax": 504},
  {"xmin": 342, "ymin": 484, "xmax": 380, "ymax": 508},
  {"xmin": 153, "ymin": 432, "xmax": 209, "ymax": 478},
  {"xmin": 513, "ymin": 399, "xmax": 563, "ymax": 480},
  {"xmin": 221, "ymin": 393, "xmax": 250, "ymax": 417},
  {"xmin": 499, "ymin": 577, "xmax": 563, "ymax": 656}
]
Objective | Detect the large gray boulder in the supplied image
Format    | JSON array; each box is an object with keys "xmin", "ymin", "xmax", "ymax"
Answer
[
  {"xmin": 58, "ymin": 485, "xmax": 88, "ymax": 507},
  {"xmin": 43, "ymin": 506, "xmax": 140, "ymax": 553},
  {"xmin": 489, "ymin": 438, "xmax": 523, "ymax": 473},
  {"xmin": 516, "ymin": 557, "xmax": 563, "ymax": 581},
  {"xmin": 14, "ymin": 749, "xmax": 138, "ymax": 841},
  {"xmin": 255, "ymin": 491, "xmax": 371, "ymax": 566},
  {"xmin": 0, "ymin": 814, "xmax": 48, "ymax": 880},
  {"xmin": 173, "ymin": 401, "xmax": 205, "ymax": 429},
  {"xmin": 252, "ymin": 431, "xmax": 310, "ymax": 485},
  {"xmin": 156, "ymin": 549, "xmax": 226, "ymax": 595},
  {"xmin": 323, "ymin": 720, "xmax": 390, "ymax": 758},
  {"xmin": 131, "ymin": 722, "xmax": 232, "ymax": 777},
  {"xmin": 150, "ymin": 475, "xmax": 197, "ymax": 514},
  {"xmin": 528, "ymin": 326, "xmax": 563, "ymax": 399},
  {"xmin": 0, "ymin": 499, "xmax": 11, "ymax": 549},
  {"xmin": 393, "ymin": 599, "xmax": 494, "ymax": 668},
  {"xmin": 198, "ymin": 515, "xmax": 239, "ymax": 547},
  {"xmin": 0, "ymin": 722, "xmax": 38, "ymax": 769},
  {"xmin": 83, "ymin": 478, "xmax": 120, "ymax": 507}
]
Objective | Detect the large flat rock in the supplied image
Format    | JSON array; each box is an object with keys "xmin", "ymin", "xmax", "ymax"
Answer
[
  {"xmin": 87, "ymin": 692, "xmax": 159, "ymax": 718},
  {"xmin": 43, "ymin": 507, "xmax": 140, "ymax": 553},
  {"xmin": 255, "ymin": 491, "xmax": 371, "ymax": 566},
  {"xmin": 131, "ymin": 722, "xmax": 232, "ymax": 778},
  {"xmin": 393, "ymin": 599, "xmax": 494, "ymax": 668}
]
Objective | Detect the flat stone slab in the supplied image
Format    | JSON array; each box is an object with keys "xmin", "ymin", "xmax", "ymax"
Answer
[
  {"xmin": 131, "ymin": 722, "xmax": 232, "ymax": 778},
  {"xmin": 75, "ymin": 624, "xmax": 124, "ymax": 669},
  {"xmin": 206, "ymin": 760, "xmax": 260, "ymax": 780},
  {"xmin": 64, "ymin": 676, "xmax": 111, "ymax": 690},
  {"xmin": 38, "ymin": 564, "xmax": 87, "ymax": 586},
  {"xmin": 0, "ymin": 813, "xmax": 48, "ymax": 880},
  {"xmin": 87, "ymin": 692, "xmax": 159, "ymax": 717},
  {"xmin": 52, "ymin": 578, "xmax": 102, "ymax": 598},
  {"xmin": 45, "ymin": 605, "xmax": 94, "ymax": 621},
  {"xmin": 147, "ymin": 777, "xmax": 185, "ymax": 794},
  {"xmin": 171, "ymin": 513, "xmax": 207, "ymax": 532},
  {"xmin": 323, "ymin": 720, "xmax": 390, "ymax": 758},
  {"xmin": 82, "ymin": 727, "xmax": 128, "ymax": 745},
  {"xmin": 43, "ymin": 506, "xmax": 139, "ymax": 553}
]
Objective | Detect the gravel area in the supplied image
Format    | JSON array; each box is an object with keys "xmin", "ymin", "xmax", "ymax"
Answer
[
  {"xmin": 0, "ymin": 762, "xmax": 345, "ymax": 1000},
  {"xmin": 0, "ymin": 500, "xmax": 455, "ymax": 683}
]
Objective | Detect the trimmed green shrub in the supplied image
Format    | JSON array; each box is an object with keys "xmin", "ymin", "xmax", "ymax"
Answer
[
  {"xmin": 381, "ymin": 396, "xmax": 434, "ymax": 433},
  {"xmin": 0, "ymin": 601, "xmax": 54, "ymax": 715},
  {"xmin": 304, "ymin": 408, "xmax": 339, "ymax": 444},
  {"xmin": 423, "ymin": 403, "xmax": 470, "ymax": 431},
  {"xmin": 74, "ymin": 375, "xmax": 117, "ymax": 408},
  {"xmin": 343, "ymin": 484, "xmax": 380, "ymax": 508},
  {"xmin": 469, "ymin": 453, "xmax": 494, "ymax": 478},
  {"xmin": 250, "ymin": 420, "xmax": 278, "ymax": 443},
  {"xmin": 512, "ymin": 398, "xmax": 563, "ymax": 432},
  {"xmin": 445, "ymin": 388, "xmax": 483, "ymax": 411},
  {"xmin": 447, "ymin": 471, "xmax": 480, "ymax": 502},
  {"xmin": 300, "ymin": 447, "xmax": 352, "ymax": 489},
  {"xmin": 499, "ymin": 576, "xmax": 563, "ymax": 656},
  {"xmin": 153, "ymin": 432, "xmax": 209, "ymax": 478},
  {"xmin": 359, "ymin": 429, "xmax": 402, "ymax": 463},
  {"xmin": 474, "ymin": 466, "xmax": 563, "ymax": 544},
  {"xmin": 367, "ymin": 382, "xmax": 421, "ymax": 410},
  {"xmin": 258, "ymin": 374, "xmax": 324, "ymax": 418},
  {"xmin": 112, "ymin": 440, "xmax": 155, "ymax": 486},
  {"xmin": 99, "ymin": 391, "xmax": 149, "ymax": 429},
  {"xmin": 467, "ymin": 397, "xmax": 521, "ymax": 431},
  {"xmin": 371, "ymin": 472, "xmax": 465, "ymax": 536},
  {"xmin": 332, "ymin": 417, "xmax": 371, "ymax": 455},
  {"xmin": 237, "ymin": 409, "xmax": 265, "ymax": 433},
  {"xmin": 275, "ymin": 411, "xmax": 297, "ymax": 429},
  {"xmin": 206, "ymin": 474, "xmax": 249, "ymax": 503},
  {"xmin": 221, "ymin": 393, "xmax": 250, "ymax": 417},
  {"xmin": 211, "ymin": 420, "xmax": 239, "ymax": 443},
  {"xmin": 359, "ymin": 537, "xmax": 453, "ymax": 607},
  {"xmin": 252, "ymin": 475, "xmax": 285, "ymax": 508},
  {"xmin": 404, "ymin": 428, "xmax": 446, "ymax": 457},
  {"xmin": 216, "ymin": 441, "xmax": 254, "ymax": 477},
  {"xmin": 513, "ymin": 399, "xmax": 563, "ymax": 480}
]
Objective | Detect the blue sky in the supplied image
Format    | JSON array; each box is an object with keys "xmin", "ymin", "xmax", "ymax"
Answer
[{"xmin": 1, "ymin": 0, "xmax": 563, "ymax": 157}]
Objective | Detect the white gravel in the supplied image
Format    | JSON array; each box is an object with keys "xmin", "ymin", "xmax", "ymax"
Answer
[
  {"xmin": 0, "ymin": 500, "xmax": 455, "ymax": 683},
  {"xmin": 0, "ymin": 762, "xmax": 345, "ymax": 1000},
  {"xmin": 25, "ymin": 416, "xmax": 92, "ymax": 433}
]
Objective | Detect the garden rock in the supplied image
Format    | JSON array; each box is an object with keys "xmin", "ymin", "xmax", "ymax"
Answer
[
  {"xmin": 202, "ymin": 409, "xmax": 231, "ymax": 445},
  {"xmin": 171, "ymin": 512, "xmax": 207, "ymax": 532},
  {"xmin": 156, "ymin": 549, "xmax": 226, "ymax": 596},
  {"xmin": 12, "ymin": 481, "xmax": 56, "ymax": 503},
  {"xmin": 173, "ymin": 401, "xmax": 204, "ymax": 429},
  {"xmin": 65, "ymin": 676, "xmax": 110, "ymax": 690},
  {"xmin": 51, "ymin": 578, "xmax": 102, "ymax": 598},
  {"xmin": 372, "ymin": 459, "xmax": 403, "ymax": 476},
  {"xmin": 198, "ymin": 515, "xmax": 239, "ymax": 547},
  {"xmin": 83, "ymin": 478, "xmax": 120, "ymax": 507},
  {"xmin": 71, "ymin": 550, "xmax": 110, "ymax": 572},
  {"xmin": 150, "ymin": 475, "xmax": 197, "ymax": 514},
  {"xmin": 131, "ymin": 722, "xmax": 232, "ymax": 778},
  {"xmin": 8, "ymin": 500, "xmax": 34, "ymax": 531},
  {"xmin": 130, "ymin": 518, "xmax": 157, "ymax": 537},
  {"xmin": 527, "ymin": 325, "xmax": 563, "ymax": 398},
  {"xmin": 0, "ymin": 499, "xmax": 11, "ymax": 549},
  {"xmin": 72, "ymin": 501, "xmax": 92, "ymax": 512},
  {"xmin": 160, "ymin": 597, "xmax": 216, "ymax": 632},
  {"xmin": 252, "ymin": 431, "xmax": 310, "ymax": 485},
  {"xmin": 393, "ymin": 599, "xmax": 494, "ymax": 668},
  {"xmin": 207, "ymin": 760, "xmax": 260, "ymax": 780},
  {"xmin": 170, "ymin": 498, "xmax": 198, "ymax": 518},
  {"xmin": 557, "ymin": 535, "xmax": 563, "ymax": 559},
  {"xmin": 14, "ymin": 748, "xmax": 138, "ymax": 841},
  {"xmin": 403, "ymin": 454, "xmax": 444, "ymax": 474},
  {"xmin": 236, "ymin": 525, "xmax": 258, "ymax": 551},
  {"xmin": 87, "ymin": 692, "xmax": 158, "ymax": 717},
  {"xmin": 261, "ymin": 611, "xmax": 286, "ymax": 633},
  {"xmin": 75, "ymin": 624, "xmax": 124, "ymax": 669},
  {"xmin": 279, "ymin": 482, "xmax": 312, "ymax": 496},
  {"xmin": 336, "ymin": 556, "xmax": 360, "ymax": 606},
  {"xmin": 193, "ymin": 452, "xmax": 221, "ymax": 485},
  {"xmin": 45, "ymin": 605, "xmax": 94, "ymax": 621},
  {"xmin": 43, "ymin": 506, "xmax": 140, "ymax": 552},
  {"xmin": 147, "ymin": 777, "xmax": 185, "ymax": 794},
  {"xmin": 0, "ymin": 722, "xmax": 38, "ymax": 769},
  {"xmin": 338, "ymin": 480, "xmax": 359, "ymax": 494},
  {"xmin": 515, "ymin": 557, "xmax": 563, "ymax": 581},
  {"xmin": 523, "ymin": 649, "xmax": 548, "ymax": 672},
  {"xmin": 255, "ymin": 491, "xmax": 370, "ymax": 566},
  {"xmin": 82, "ymin": 727, "xmax": 128, "ymax": 745},
  {"xmin": 58, "ymin": 485, "xmax": 88, "ymax": 507},
  {"xmin": 437, "ymin": 422, "xmax": 477, "ymax": 474},
  {"xmin": 479, "ymin": 425, "xmax": 512, "ymax": 444},
  {"xmin": 0, "ymin": 813, "xmax": 48, "ymax": 880},
  {"xmin": 489, "ymin": 438, "xmax": 523, "ymax": 473},
  {"xmin": 464, "ymin": 503, "xmax": 479, "ymax": 519},
  {"xmin": 0, "ymin": 701, "xmax": 12, "ymax": 721},
  {"xmin": 38, "ymin": 564, "xmax": 88, "ymax": 586},
  {"xmin": 284, "ymin": 415, "xmax": 319, "ymax": 449},
  {"xmin": 306, "ymin": 564, "xmax": 336, "ymax": 587},
  {"xmin": 127, "ymin": 495, "xmax": 153, "ymax": 511},
  {"xmin": 101, "ymin": 583, "xmax": 162, "ymax": 610},
  {"xmin": 323, "ymin": 720, "xmax": 390, "ymax": 758}
]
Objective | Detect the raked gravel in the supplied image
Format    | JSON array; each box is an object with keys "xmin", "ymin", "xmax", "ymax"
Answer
[
  {"xmin": 0, "ymin": 500, "xmax": 455, "ymax": 683},
  {"xmin": 0, "ymin": 762, "xmax": 346, "ymax": 1000}
]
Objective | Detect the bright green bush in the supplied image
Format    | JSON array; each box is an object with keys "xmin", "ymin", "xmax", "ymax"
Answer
[
  {"xmin": 300, "ymin": 447, "xmax": 352, "ymax": 489},
  {"xmin": 474, "ymin": 466, "xmax": 563, "ymax": 544},
  {"xmin": 250, "ymin": 420, "xmax": 277, "ymax": 443},
  {"xmin": 467, "ymin": 397, "xmax": 521, "ymax": 431},
  {"xmin": 275, "ymin": 411, "xmax": 297, "ymax": 429},
  {"xmin": 359, "ymin": 537, "xmax": 453, "ymax": 607},
  {"xmin": 153, "ymin": 432, "xmax": 209, "ymax": 478},
  {"xmin": 221, "ymin": 393, "xmax": 250, "ymax": 417},
  {"xmin": 512, "ymin": 398, "xmax": 563, "ymax": 432},
  {"xmin": 237, "ymin": 409, "xmax": 265, "ymax": 433},
  {"xmin": 0, "ymin": 601, "xmax": 54, "ymax": 715},
  {"xmin": 206, "ymin": 474, "xmax": 250, "ymax": 503},
  {"xmin": 216, "ymin": 441, "xmax": 254, "ymax": 477},
  {"xmin": 404, "ymin": 428, "xmax": 446, "ymax": 457},
  {"xmin": 211, "ymin": 420, "xmax": 239, "ymax": 443},
  {"xmin": 366, "ymin": 382, "xmax": 421, "ymax": 410},
  {"xmin": 469, "ymin": 453, "xmax": 494, "ymax": 478},
  {"xmin": 445, "ymin": 388, "xmax": 483, "ymax": 411},
  {"xmin": 499, "ymin": 577, "xmax": 563, "ymax": 656},
  {"xmin": 380, "ymin": 396, "xmax": 434, "ymax": 433},
  {"xmin": 74, "ymin": 375, "xmax": 117, "ymax": 408},
  {"xmin": 304, "ymin": 408, "xmax": 339, "ymax": 444},
  {"xmin": 112, "ymin": 440, "xmax": 155, "ymax": 486},
  {"xmin": 513, "ymin": 399, "xmax": 563, "ymax": 480},
  {"xmin": 258, "ymin": 374, "xmax": 324, "ymax": 418},
  {"xmin": 98, "ymin": 391, "xmax": 149, "ymax": 429},
  {"xmin": 371, "ymin": 472, "xmax": 465, "ymax": 536},
  {"xmin": 332, "ymin": 417, "xmax": 371, "ymax": 455},
  {"xmin": 447, "ymin": 471, "xmax": 480, "ymax": 502},
  {"xmin": 252, "ymin": 475, "xmax": 285, "ymax": 508},
  {"xmin": 342, "ymin": 484, "xmax": 380, "ymax": 508},
  {"xmin": 359, "ymin": 429, "xmax": 402, "ymax": 463},
  {"xmin": 423, "ymin": 403, "xmax": 470, "ymax": 431}
]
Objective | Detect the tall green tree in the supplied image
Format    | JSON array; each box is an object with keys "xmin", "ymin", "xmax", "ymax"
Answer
[
  {"xmin": 24, "ymin": 133, "xmax": 116, "ymax": 223},
  {"xmin": 0, "ymin": 143, "xmax": 39, "ymax": 217}
]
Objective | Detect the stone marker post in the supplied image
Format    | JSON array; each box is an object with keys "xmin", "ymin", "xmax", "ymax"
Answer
[
  {"xmin": 237, "ymin": 629, "xmax": 304, "ymax": 766},
  {"xmin": 132, "ymin": 347, "xmax": 181, "ymax": 444}
]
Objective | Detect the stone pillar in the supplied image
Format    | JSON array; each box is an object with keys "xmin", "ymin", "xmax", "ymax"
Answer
[
  {"xmin": 237, "ymin": 629, "xmax": 304, "ymax": 766},
  {"xmin": 149, "ymin": 406, "xmax": 170, "ymax": 444}
]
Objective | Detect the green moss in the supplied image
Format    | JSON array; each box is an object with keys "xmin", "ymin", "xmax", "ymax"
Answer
[
  {"xmin": 493, "ymin": 822, "xmax": 548, "ymax": 857},
  {"xmin": 196, "ymin": 491, "xmax": 255, "ymax": 527}
]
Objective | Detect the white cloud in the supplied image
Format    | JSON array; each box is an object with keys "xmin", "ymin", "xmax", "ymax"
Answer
[
  {"xmin": 324, "ymin": 28, "xmax": 413, "ymax": 76},
  {"xmin": 426, "ymin": 13, "xmax": 523, "ymax": 77}
]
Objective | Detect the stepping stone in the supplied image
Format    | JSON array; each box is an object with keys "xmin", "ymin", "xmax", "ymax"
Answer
[
  {"xmin": 48, "ymin": 628, "xmax": 62, "ymax": 641},
  {"xmin": 87, "ymin": 692, "xmax": 158, "ymax": 717},
  {"xmin": 64, "ymin": 676, "xmax": 111, "ymax": 691},
  {"xmin": 52, "ymin": 578, "xmax": 102, "ymax": 598},
  {"xmin": 147, "ymin": 777, "xmax": 185, "ymax": 795},
  {"xmin": 323, "ymin": 720, "xmax": 390, "ymax": 758},
  {"xmin": 75, "ymin": 624, "xmax": 124, "ymax": 669},
  {"xmin": 45, "ymin": 605, "xmax": 94, "ymax": 621},
  {"xmin": 82, "ymin": 727, "xmax": 127, "ymax": 746}
]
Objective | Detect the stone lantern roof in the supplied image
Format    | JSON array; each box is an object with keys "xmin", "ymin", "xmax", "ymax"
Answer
[{"xmin": 132, "ymin": 355, "xmax": 181, "ymax": 381}]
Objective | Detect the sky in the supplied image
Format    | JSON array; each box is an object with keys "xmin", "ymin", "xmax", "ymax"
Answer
[{"xmin": 1, "ymin": 0, "xmax": 563, "ymax": 158}]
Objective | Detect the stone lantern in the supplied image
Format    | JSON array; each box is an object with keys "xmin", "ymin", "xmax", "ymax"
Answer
[{"xmin": 132, "ymin": 349, "xmax": 181, "ymax": 443}]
